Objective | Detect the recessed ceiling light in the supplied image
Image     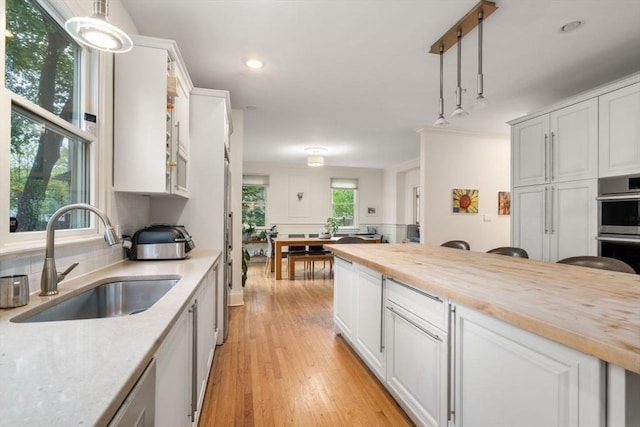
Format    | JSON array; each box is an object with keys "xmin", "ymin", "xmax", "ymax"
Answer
[
  {"xmin": 244, "ymin": 58, "xmax": 264, "ymax": 69},
  {"xmin": 560, "ymin": 20, "xmax": 584, "ymax": 33}
]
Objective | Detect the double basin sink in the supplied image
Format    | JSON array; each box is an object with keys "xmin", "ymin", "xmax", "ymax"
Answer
[{"xmin": 12, "ymin": 277, "xmax": 180, "ymax": 323}]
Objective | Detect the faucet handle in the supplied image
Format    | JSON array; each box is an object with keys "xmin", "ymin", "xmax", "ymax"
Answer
[{"xmin": 57, "ymin": 262, "xmax": 79, "ymax": 282}]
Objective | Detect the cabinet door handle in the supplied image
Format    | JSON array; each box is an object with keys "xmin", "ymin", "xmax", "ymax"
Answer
[
  {"xmin": 550, "ymin": 186, "xmax": 555, "ymax": 234},
  {"xmin": 550, "ymin": 132, "xmax": 555, "ymax": 181},
  {"xmin": 544, "ymin": 133, "xmax": 549, "ymax": 181},
  {"xmin": 189, "ymin": 300, "xmax": 198, "ymax": 419},
  {"xmin": 334, "ymin": 255, "xmax": 352, "ymax": 264},
  {"xmin": 386, "ymin": 276, "xmax": 442, "ymax": 302},
  {"xmin": 544, "ymin": 187, "xmax": 549, "ymax": 234},
  {"xmin": 386, "ymin": 305, "xmax": 442, "ymax": 342},
  {"xmin": 175, "ymin": 121, "xmax": 181, "ymax": 145},
  {"xmin": 380, "ymin": 276, "xmax": 385, "ymax": 353}
]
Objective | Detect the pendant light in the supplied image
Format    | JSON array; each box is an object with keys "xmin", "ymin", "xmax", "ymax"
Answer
[
  {"xmin": 473, "ymin": 11, "xmax": 489, "ymax": 109},
  {"xmin": 450, "ymin": 30, "xmax": 468, "ymax": 118},
  {"xmin": 433, "ymin": 45, "xmax": 449, "ymax": 126},
  {"xmin": 65, "ymin": 0, "xmax": 133, "ymax": 53}
]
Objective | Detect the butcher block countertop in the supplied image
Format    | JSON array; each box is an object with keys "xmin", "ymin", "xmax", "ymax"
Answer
[{"xmin": 325, "ymin": 243, "xmax": 640, "ymax": 374}]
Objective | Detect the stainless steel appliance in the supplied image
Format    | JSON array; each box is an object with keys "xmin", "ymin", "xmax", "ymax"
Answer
[
  {"xmin": 597, "ymin": 173, "xmax": 640, "ymax": 273},
  {"xmin": 223, "ymin": 147, "xmax": 231, "ymax": 341},
  {"xmin": 0, "ymin": 275, "xmax": 29, "ymax": 308},
  {"xmin": 129, "ymin": 225, "xmax": 195, "ymax": 260}
]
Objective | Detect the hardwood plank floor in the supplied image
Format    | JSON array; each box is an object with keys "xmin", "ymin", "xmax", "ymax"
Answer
[{"xmin": 199, "ymin": 262, "xmax": 413, "ymax": 426}]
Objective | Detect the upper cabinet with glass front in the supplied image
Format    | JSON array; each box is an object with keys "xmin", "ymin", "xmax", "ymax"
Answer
[{"xmin": 114, "ymin": 35, "xmax": 192, "ymax": 197}]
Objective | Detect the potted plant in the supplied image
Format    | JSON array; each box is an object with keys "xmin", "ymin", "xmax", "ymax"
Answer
[
  {"xmin": 241, "ymin": 248, "xmax": 251, "ymax": 287},
  {"xmin": 321, "ymin": 217, "xmax": 340, "ymax": 238},
  {"xmin": 242, "ymin": 222, "xmax": 255, "ymax": 242}
]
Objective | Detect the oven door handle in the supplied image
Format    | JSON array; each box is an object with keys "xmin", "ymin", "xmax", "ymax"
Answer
[
  {"xmin": 597, "ymin": 235, "xmax": 640, "ymax": 243},
  {"xmin": 597, "ymin": 194, "xmax": 640, "ymax": 201}
]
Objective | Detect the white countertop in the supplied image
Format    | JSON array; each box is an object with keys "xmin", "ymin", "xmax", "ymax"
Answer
[{"xmin": 0, "ymin": 250, "xmax": 220, "ymax": 427}]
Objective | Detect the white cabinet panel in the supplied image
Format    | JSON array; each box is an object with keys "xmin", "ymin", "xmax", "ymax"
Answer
[
  {"xmin": 156, "ymin": 308, "xmax": 190, "ymax": 427},
  {"xmin": 549, "ymin": 180, "xmax": 598, "ymax": 261},
  {"xmin": 333, "ymin": 255, "xmax": 355, "ymax": 340},
  {"xmin": 114, "ymin": 36, "xmax": 192, "ymax": 197},
  {"xmin": 512, "ymin": 99, "xmax": 597, "ymax": 188},
  {"xmin": 386, "ymin": 302, "xmax": 448, "ymax": 427},
  {"xmin": 354, "ymin": 265, "xmax": 385, "ymax": 380},
  {"xmin": 599, "ymin": 82, "xmax": 640, "ymax": 177},
  {"xmin": 549, "ymin": 99, "xmax": 598, "ymax": 183},
  {"xmin": 455, "ymin": 306, "xmax": 604, "ymax": 427},
  {"xmin": 512, "ymin": 180, "xmax": 596, "ymax": 262},
  {"xmin": 512, "ymin": 115, "xmax": 549, "ymax": 187}
]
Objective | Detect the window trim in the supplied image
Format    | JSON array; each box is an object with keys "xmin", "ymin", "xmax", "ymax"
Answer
[
  {"xmin": 0, "ymin": 0, "xmax": 108, "ymax": 255},
  {"xmin": 242, "ymin": 184, "xmax": 268, "ymax": 228},
  {"xmin": 330, "ymin": 178, "xmax": 358, "ymax": 230}
]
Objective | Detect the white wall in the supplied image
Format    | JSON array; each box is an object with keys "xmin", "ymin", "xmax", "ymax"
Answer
[
  {"xmin": 243, "ymin": 162, "xmax": 384, "ymax": 237},
  {"xmin": 382, "ymin": 158, "xmax": 420, "ymax": 242},
  {"xmin": 420, "ymin": 128, "xmax": 511, "ymax": 252}
]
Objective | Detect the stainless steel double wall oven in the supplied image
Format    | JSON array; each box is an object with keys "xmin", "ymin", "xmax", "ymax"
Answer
[{"xmin": 597, "ymin": 173, "xmax": 640, "ymax": 273}]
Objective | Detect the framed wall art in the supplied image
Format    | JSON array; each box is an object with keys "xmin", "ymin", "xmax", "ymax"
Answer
[
  {"xmin": 498, "ymin": 191, "xmax": 511, "ymax": 215},
  {"xmin": 452, "ymin": 189, "xmax": 479, "ymax": 213}
]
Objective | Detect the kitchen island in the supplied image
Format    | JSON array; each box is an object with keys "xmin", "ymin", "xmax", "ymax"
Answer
[
  {"xmin": 0, "ymin": 250, "xmax": 220, "ymax": 427},
  {"xmin": 326, "ymin": 243, "xmax": 639, "ymax": 427}
]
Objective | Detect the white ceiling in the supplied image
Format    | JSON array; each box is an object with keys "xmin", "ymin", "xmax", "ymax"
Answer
[{"xmin": 119, "ymin": 0, "xmax": 640, "ymax": 169}]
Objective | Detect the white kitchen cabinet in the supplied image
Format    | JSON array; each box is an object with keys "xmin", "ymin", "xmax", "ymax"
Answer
[
  {"xmin": 599, "ymin": 82, "xmax": 640, "ymax": 177},
  {"xmin": 385, "ymin": 277, "xmax": 448, "ymax": 427},
  {"xmin": 155, "ymin": 267, "xmax": 217, "ymax": 427},
  {"xmin": 155, "ymin": 304, "xmax": 190, "ymax": 427},
  {"xmin": 333, "ymin": 255, "xmax": 355, "ymax": 341},
  {"xmin": 114, "ymin": 35, "xmax": 193, "ymax": 197},
  {"xmin": 512, "ymin": 98, "xmax": 597, "ymax": 187},
  {"xmin": 454, "ymin": 305, "xmax": 604, "ymax": 427},
  {"xmin": 353, "ymin": 265, "xmax": 385, "ymax": 381},
  {"xmin": 194, "ymin": 266, "xmax": 216, "ymax": 425},
  {"xmin": 512, "ymin": 179, "xmax": 597, "ymax": 261}
]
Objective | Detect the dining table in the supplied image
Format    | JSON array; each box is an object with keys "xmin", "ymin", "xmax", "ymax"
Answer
[{"xmin": 272, "ymin": 236, "xmax": 381, "ymax": 280}]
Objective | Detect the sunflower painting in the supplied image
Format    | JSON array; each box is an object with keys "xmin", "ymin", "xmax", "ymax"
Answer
[{"xmin": 452, "ymin": 189, "xmax": 479, "ymax": 213}]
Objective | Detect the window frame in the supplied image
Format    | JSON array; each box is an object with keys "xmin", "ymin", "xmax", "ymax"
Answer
[
  {"xmin": 0, "ymin": 0, "xmax": 106, "ymax": 254},
  {"xmin": 330, "ymin": 178, "xmax": 358, "ymax": 230},
  {"xmin": 241, "ymin": 184, "xmax": 268, "ymax": 229}
]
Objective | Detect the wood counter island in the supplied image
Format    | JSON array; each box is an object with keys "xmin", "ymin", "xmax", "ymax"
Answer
[{"xmin": 325, "ymin": 243, "xmax": 640, "ymax": 427}]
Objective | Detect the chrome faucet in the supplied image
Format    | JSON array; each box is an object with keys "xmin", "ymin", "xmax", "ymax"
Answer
[{"xmin": 40, "ymin": 203, "xmax": 120, "ymax": 296}]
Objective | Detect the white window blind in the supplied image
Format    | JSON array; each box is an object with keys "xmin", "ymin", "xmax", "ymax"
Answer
[
  {"xmin": 243, "ymin": 174, "xmax": 270, "ymax": 186},
  {"xmin": 331, "ymin": 178, "xmax": 358, "ymax": 189}
]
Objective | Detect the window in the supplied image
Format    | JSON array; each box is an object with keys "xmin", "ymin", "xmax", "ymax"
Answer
[
  {"xmin": 4, "ymin": 0, "xmax": 94, "ymax": 236},
  {"xmin": 242, "ymin": 175, "xmax": 269, "ymax": 228},
  {"xmin": 331, "ymin": 178, "xmax": 357, "ymax": 228}
]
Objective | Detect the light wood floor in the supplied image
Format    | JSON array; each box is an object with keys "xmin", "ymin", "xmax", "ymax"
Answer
[{"xmin": 198, "ymin": 262, "xmax": 413, "ymax": 426}]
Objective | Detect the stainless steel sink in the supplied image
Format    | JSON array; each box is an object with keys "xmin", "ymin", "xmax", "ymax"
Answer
[{"xmin": 13, "ymin": 278, "xmax": 179, "ymax": 323}]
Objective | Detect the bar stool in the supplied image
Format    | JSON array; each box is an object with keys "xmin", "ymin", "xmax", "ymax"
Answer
[
  {"xmin": 487, "ymin": 247, "xmax": 529, "ymax": 258},
  {"xmin": 441, "ymin": 240, "xmax": 470, "ymax": 250},
  {"xmin": 557, "ymin": 256, "xmax": 635, "ymax": 274}
]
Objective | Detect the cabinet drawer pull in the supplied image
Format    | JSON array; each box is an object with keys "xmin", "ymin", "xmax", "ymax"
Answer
[
  {"xmin": 334, "ymin": 255, "xmax": 353, "ymax": 264},
  {"xmin": 386, "ymin": 276, "xmax": 442, "ymax": 302},
  {"xmin": 387, "ymin": 305, "xmax": 441, "ymax": 342}
]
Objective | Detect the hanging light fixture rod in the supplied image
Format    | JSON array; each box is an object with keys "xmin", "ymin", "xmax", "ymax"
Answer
[{"xmin": 429, "ymin": 0, "xmax": 498, "ymax": 54}]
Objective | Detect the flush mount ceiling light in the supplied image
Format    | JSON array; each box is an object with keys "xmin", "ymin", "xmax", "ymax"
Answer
[
  {"xmin": 305, "ymin": 147, "xmax": 328, "ymax": 167},
  {"xmin": 429, "ymin": 1, "xmax": 498, "ymax": 124},
  {"xmin": 561, "ymin": 20, "xmax": 584, "ymax": 33},
  {"xmin": 65, "ymin": 0, "xmax": 132, "ymax": 53},
  {"xmin": 244, "ymin": 58, "xmax": 264, "ymax": 69}
]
